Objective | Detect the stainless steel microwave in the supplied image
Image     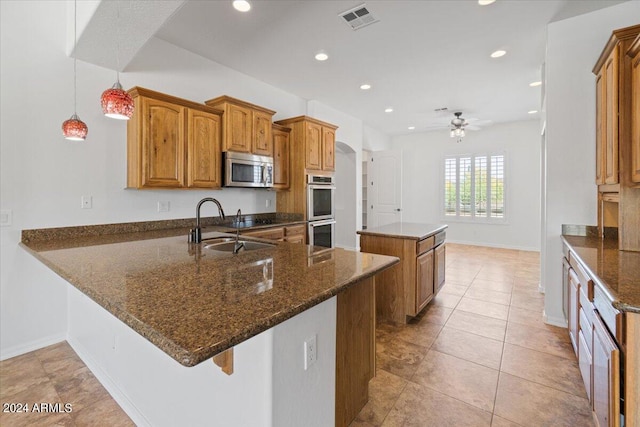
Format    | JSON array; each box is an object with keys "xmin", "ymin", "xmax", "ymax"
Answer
[{"xmin": 223, "ymin": 152, "xmax": 273, "ymax": 188}]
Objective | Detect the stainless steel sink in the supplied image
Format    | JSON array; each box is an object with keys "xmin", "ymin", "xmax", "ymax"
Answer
[{"xmin": 203, "ymin": 240, "xmax": 275, "ymax": 253}]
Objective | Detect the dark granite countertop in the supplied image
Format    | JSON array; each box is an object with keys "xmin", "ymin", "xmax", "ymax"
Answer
[
  {"xmin": 562, "ymin": 231, "xmax": 640, "ymax": 313},
  {"xmin": 357, "ymin": 222, "xmax": 447, "ymax": 241},
  {"xmin": 21, "ymin": 222, "xmax": 398, "ymax": 367}
]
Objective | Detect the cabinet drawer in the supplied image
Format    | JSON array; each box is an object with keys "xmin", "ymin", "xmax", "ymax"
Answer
[
  {"xmin": 241, "ymin": 227, "xmax": 285, "ymax": 241},
  {"xmin": 285, "ymin": 224, "xmax": 306, "ymax": 237},
  {"xmin": 434, "ymin": 231, "xmax": 446, "ymax": 246},
  {"xmin": 416, "ymin": 236, "xmax": 435, "ymax": 255},
  {"xmin": 569, "ymin": 257, "xmax": 593, "ymax": 299},
  {"xmin": 593, "ymin": 284, "xmax": 622, "ymax": 344}
]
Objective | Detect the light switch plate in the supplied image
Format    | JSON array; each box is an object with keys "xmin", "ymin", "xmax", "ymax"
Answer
[{"xmin": 0, "ymin": 209, "xmax": 12, "ymax": 226}]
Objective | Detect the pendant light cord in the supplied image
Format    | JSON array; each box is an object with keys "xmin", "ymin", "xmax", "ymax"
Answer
[
  {"xmin": 116, "ymin": 0, "xmax": 120, "ymax": 84},
  {"xmin": 73, "ymin": 0, "xmax": 77, "ymax": 114}
]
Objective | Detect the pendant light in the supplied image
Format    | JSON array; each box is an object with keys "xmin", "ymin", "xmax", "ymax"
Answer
[
  {"xmin": 62, "ymin": 0, "xmax": 88, "ymax": 141},
  {"xmin": 100, "ymin": 1, "xmax": 134, "ymax": 120}
]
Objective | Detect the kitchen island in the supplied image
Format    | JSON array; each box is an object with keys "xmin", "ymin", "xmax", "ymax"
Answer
[
  {"xmin": 358, "ymin": 222, "xmax": 447, "ymax": 324},
  {"xmin": 20, "ymin": 220, "xmax": 398, "ymax": 427}
]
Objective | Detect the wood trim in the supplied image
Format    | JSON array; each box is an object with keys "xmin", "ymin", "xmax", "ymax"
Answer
[
  {"xmin": 212, "ymin": 348, "xmax": 234, "ymax": 375},
  {"xmin": 628, "ymin": 34, "xmax": 640, "ymax": 58},
  {"xmin": 593, "ymin": 24, "xmax": 640, "ymax": 74},
  {"xmin": 204, "ymin": 95, "xmax": 276, "ymax": 115},
  {"xmin": 599, "ymin": 183, "xmax": 621, "ymax": 193},
  {"xmin": 275, "ymin": 115, "xmax": 339, "ymax": 130},
  {"xmin": 128, "ymin": 87, "xmax": 223, "ymax": 115},
  {"xmin": 272, "ymin": 123, "xmax": 291, "ymax": 132}
]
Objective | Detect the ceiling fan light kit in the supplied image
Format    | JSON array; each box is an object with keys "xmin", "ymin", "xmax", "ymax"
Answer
[{"xmin": 450, "ymin": 112, "xmax": 467, "ymax": 142}]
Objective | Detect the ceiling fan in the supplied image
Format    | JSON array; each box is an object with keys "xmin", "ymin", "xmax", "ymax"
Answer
[
  {"xmin": 422, "ymin": 108, "xmax": 491, "ymax": 142},
  {"xmin": 450, "ymin": 112, "xmax": 468, "ymax": 142}
]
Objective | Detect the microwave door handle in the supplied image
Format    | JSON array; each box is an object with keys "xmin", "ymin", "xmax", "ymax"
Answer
[{"xmin": 260, "ymin": 164, "xmax": 266, "ymax": 186}]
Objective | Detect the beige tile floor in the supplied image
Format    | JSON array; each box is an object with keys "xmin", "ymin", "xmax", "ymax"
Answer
[
  {"xmin": 352, "ymin": 243, "xmax": 594, "ymax": 427},
  {"xmin": 0, "ymin": 243, "xmax": 592, "ymax": 427},
  {"xmin": 0, "ymin": 342, "xmax": 133, "ymax": 426}
]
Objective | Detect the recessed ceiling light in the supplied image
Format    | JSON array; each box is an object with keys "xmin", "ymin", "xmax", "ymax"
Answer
[
  {"xmin": 385, "ymin": 107, "xmax": 393, "ymax": 113},
  {"xmin": 233, "ymin": 1, "xmax": 251, "ymax": 12},
  {"xmin": 408, "ymin": 126, "xmax": 415, "ymax": 130},
  {"xmin": 360, "ymin": 84, "xmax": 372, "ymax": 90},
  {"xmin": 490, "ymin": 50, "xmax": 506, "ymax": 58},
  {"xmin": 528, "ymin": 110, "xmax": 538, "ymax": 114},
  {"xmin": 529, "ymin": 81, "xmax": 542, "ymax": 87},
  {"xmin": 315, "ymin": 52, "xmax": 328, "ymax": 61},
  {"xmin": 478, "ymin": 0, "xmax": 496, "ymax": 5}
]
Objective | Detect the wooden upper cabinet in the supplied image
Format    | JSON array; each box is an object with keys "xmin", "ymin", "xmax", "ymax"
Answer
[
  {"xmin": 253, "ymin": 110, "xmax": 273, "ymax": 156},
  {"xmin": 596, "ymin": 70, "xmax": 605, "ymax": 185},
  {"xmin": 127, "ymin": 87, "xmax": 223, "ymax": 189},
  {"xmin": 142, "ymin": 98, "xmax": 185, "ymax": 188},
  {"xmin": 275, "ymin": 116, "xmax": 338, "ymax": 172},
  {"xmin": 322, "ymin": 127, "xmax": 336, "ymax": 171},
  {"xmin": 604, "ymin": 49, "xmax": 619, "ymax": 185},
  {"xmin": 187, "ymin": 109, "xmax": 222, "ymax": 188},
  {"xmin": 272, "ymin": 123, "xmax": 291, "ymax": 190},
  {"xmin": 629, "ymin": 34, "xmax": 640, "ymax": 183},
  {"xmin": 205, "ymin": 96, "xmax": 275, "ymax": 156},
  {"xmin": 306, "ymin": 122, "xmax": 323, "ymax": 170}
]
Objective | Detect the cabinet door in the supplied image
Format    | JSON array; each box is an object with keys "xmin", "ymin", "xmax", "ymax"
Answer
[
  {"xmin": 632, "ymin": 46, "xmax": 640, "ymax": 183},
  {"xmin": 592, "ymin": 314, "xmax": 620, "ymax": 427},
  {"xmin": 596, "ymin": 70, "xmax": 605, "ymax": 185},
  {"xmin": 604, "ymin": 48, "xmax": 619, "ymax": 184},
  {"xmin": 568, "ymin": 268, "xmax": 580, "ymax": 356},
  {"xmin": 187, "ymin": 109, "xmax": 221, "ymax": 188},
  {"xmin": 578, "ymin": 326, "xmax": 592, "ymax": 404},
  {"xmin": 141, "ymin": 98, "xmax": 185, "ymax": 188},
  {"xmin": 226, "ymin": 104, "xmax": 251, "ymax": 153},
  {"xmin": 305, "ymin": 122, "xmax": 322, "ymax": 170},
  {"xmin": 434, "ymin": 243, "xmax": 446, "ymax": 294},
  {"xmin": 253, "ymin": 111, "xmax": 273, "ymax": 156},
  {"xmin": 416, "ymin": 249, "xmax": 434, "ymax": 313},
  {"xmin": 322, "ymin": 127, "xmax": 335, "ymax": 171},
  {"xmin": 273, "ymin": 128, "xmax": 290, "ymax": 189}
]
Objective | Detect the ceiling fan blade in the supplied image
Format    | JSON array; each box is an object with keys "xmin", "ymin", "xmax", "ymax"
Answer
[{"xmin": 465, "ymin": 125, "xmax": 481, "ymax": 131}]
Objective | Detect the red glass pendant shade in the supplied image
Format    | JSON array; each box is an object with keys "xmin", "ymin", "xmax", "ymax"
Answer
[
  {"xmin": 101, "ymin": 80, "xmax": 134, "ymax": 120},
  {"xmin": 62, "ymin": 114, "xmax": 88, "ymax": 141}
]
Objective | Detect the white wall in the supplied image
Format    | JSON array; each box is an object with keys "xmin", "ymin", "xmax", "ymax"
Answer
[
  {"xmin": 542, "ymin": 1, "xmax": 640, "ymax": 326},
  {"xmin": 392, "ymin": 120, "xmax": 541, "ymax": 251},
  {"xmin": 0, "ymin": 1, "xmax": 363, "ymax": 358}
]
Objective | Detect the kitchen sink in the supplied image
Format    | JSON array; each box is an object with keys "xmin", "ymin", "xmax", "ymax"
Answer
[{"xmin": 203, "ymin": 240, "xmax": 275, "ymax": 253}]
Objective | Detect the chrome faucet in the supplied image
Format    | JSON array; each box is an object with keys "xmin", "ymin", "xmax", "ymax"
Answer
[
  {"xmin": 233, "ymin": 208, "xmax": 245, "ymax": 254},
  {"xmin": 188, "ymin": 198, "xmax": 226, "ymax": 243}
]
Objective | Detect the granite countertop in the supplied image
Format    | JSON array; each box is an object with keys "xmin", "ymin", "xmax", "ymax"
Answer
[
  {"xmin": 562, "ymin": 232, "xmax": 640, "ymax": 313},
  {"xmin": 21, "ymin": 226, "xmax": 398, "ymax": 367},
  {"xmin": 357, "ymin": 222, "xmax": 447, "ymax": 241}
]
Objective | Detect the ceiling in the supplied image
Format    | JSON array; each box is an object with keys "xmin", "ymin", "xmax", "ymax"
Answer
[{"xmin": 76, "ymin": 0, "xmax": 627, "ymax": 136}]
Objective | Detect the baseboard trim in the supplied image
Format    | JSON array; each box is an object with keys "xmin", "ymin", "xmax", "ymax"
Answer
[
  {"xmin": 67, "ymin": 337, "xmax": 151, "ymax": 427},
  {"xmin": 543, "ymin": 311, "xmax": 568, "ymax": 328},
  {"xmin": 446, "ymin": 239, "xmax": 540, "ymax": 252},
  {"xmin": 0, "ymin": 334, "xmax": 66, "ymax": 361}
]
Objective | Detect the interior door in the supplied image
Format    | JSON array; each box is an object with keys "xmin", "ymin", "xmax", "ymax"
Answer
[{"xmin": 369, "ymin": 150, "xmax": 402, "ymax": 228}]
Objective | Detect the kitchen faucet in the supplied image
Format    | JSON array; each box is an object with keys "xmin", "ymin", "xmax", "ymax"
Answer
[
  {"xmin": 188, "ymin": 198, "xmax": 226, "ymax": 243},
  {"xmin": 233, "ymin": 208, "xmax": 245, "ymax": 254}
]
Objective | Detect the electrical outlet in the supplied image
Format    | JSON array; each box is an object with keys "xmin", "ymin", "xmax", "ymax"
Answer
[
  {"xmin": 81, "ymin": 196, "xmax": 92, "ymax": 209},
  {"xmin": 157, "ymin": 201, "xmax": 170, "ymax": 212},
  {"xmin": 265, "ymin": 199, "xmax": 272, "ymax": 208},
  {"xmin": 304, "ymin": 335, "xmax": 317, "ymax": 370}
]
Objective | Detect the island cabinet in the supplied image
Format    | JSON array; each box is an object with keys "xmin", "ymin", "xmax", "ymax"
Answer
[
  {"xmin": 127, "ymin": 87, "xmax": 223, "ymax": 189},
  {"xmin": 594, "ymin": 25, "xmax": 640, "ymax": 251},
  {"xmin": 358, "ymin": 223, "xmax": 447, "ymax": 324},
  {"xmin": 272, "ymin": 123, "xmax": 291, "ymax": 190},
  {"xmin": 204, "ymin": 95, "xmax": 275, "ymax": 156}
]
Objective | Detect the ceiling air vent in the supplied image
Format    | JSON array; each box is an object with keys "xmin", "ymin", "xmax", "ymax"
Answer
[{"xmin": 339, "ymin": 4, "xmax": 379, "ymax": 31}]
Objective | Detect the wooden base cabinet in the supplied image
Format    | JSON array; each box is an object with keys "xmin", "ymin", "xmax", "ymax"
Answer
[
  {"xmin": 592, "ymin": 313, "xmax": 620, "ymax": 427},
  {"xmin": 127, "ymin": 87, "xmax": 223, "ymax": 189},
  {"xmin": 359, "ymin": 231, "xmax": 445, "ymax": 324}
]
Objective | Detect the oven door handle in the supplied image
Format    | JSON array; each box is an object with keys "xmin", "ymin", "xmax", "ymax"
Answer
[{"xmin": 309, "ymin": 219, "xmax": 336, "ymax": 228}]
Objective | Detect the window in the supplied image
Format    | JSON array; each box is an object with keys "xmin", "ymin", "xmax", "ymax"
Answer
[{"xmin": 443, "ymin": 154, "xmax": 505, "ymax": 221}]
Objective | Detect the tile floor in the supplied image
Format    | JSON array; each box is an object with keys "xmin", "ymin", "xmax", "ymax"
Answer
[
  {"xmin": 0, "ymin": 341, "xmax": 133, "ymax": 426},
  {"xmin": 351, "ymin": 243, "xmax": 594, "ymax": 427},
  {"xmin": 0, "ymin": 243, "xmax": 592, "ymax": 427}
]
